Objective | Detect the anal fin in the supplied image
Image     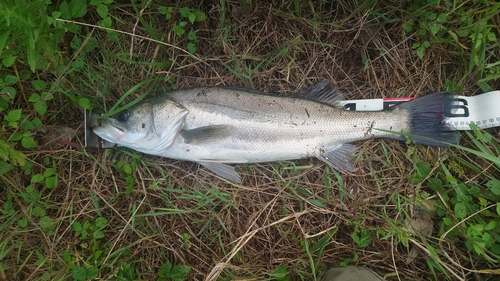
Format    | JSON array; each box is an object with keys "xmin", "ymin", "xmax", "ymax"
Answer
[
  {"xmin": 198, "ymin": 161, "xmax": 241, "ymax": 183},
  {"xmin": 317, "ymin": 144, "xmax": 356, "ymax": 172}
]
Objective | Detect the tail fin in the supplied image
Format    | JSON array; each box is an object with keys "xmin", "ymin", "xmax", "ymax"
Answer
[{"xmin": 398, "ymin": 92, "xmax": 459, "ymax": 146}]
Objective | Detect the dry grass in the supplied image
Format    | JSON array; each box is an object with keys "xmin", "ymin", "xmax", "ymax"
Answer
[{"xmin": 1, "ymin": 0, "xmax": 500, "ymax": 280}]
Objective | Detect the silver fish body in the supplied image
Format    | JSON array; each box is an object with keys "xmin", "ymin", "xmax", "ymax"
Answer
[{"xmin": 93, "ymin": 81, "xmax": 459, "ymax": 182}]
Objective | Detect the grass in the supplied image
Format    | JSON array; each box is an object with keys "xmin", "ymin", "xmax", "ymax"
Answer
[{"xmin": 0, "ymin": 0, "xmax": 500, "ymax": 280}]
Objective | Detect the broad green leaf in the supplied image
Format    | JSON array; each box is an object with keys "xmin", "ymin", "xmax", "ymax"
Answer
[
  {"xmin": 486, "ymin": 179, "xmax": 500, "ymax": 195},
  {"xmin": 487, "ymin": 32, "xmax": 497, "ymax": 42},
  {"xmin": 158, "ymin": 261, "xmax": 173, "ymax": 277},
  {"xmin": 187, "ymin": 29, "xmax": 197, "ymax": 40},
  {"xmin": 437, "ymin": 13, "xmax": 447, "ymax": 22},
  {"xmin": 32, "ymin": 80, "xmax": 46, "ymax": 90},
  {"xmin": 403, "ymin": 21, "xmax": 413, "ymax": 33},
  {"xmin": 39, "ymin": 216, "xmax": 55, "ymax": 232},
  {"xmin": 59, "ymin": 1, "xmax": 71, "ymax": 19},
  {"xmin": 51, "ymin": 11, "xmax": 62, "ymax": 18},
  {"xmin": 2, "ymin": 56, "xmax": 16, "ymax": 67},
  {"xmin": 43, "ymin": 167, "xmax": 55, "ymax": 177},
  {"xmin": 188, "ymin": 13, "xmax": 196, "ymax": 24},
  {"xmin": 193, "ymin": 9, "xmax": 207, "ymax": 21},
  {"xmin": 31, "ymin": 174, "xmax": 44, "ymax": 183},
  {"xmin": 454, "ymin": 202, "xmax": 467, "ymax": 218},
  {"xmin": 73, "ymin": 221, "xmax": 83, "ymax": 232},
  {"xmin": 21, "ymin": 137, "xmax": 36, "ymax": 149},
  {"xmin": 70, "ymin": 35, "xmax": 82, "ymax": 50},
  {"xmin": 429, "ymin": 23, "xmax": 442, "ymax": 36},
  {"xmin": 173, "ymin": 25, "xmax": 184, "ymax": 37},
  {"xmin": 425, "ymin": 12, "xmax": 437, "ymax": 20},
  {"xmin": 179, "ymin": 7, "xmax": 191, "ymax": 18},
  {"xmin": 93, "ymin": 230, "xmax": 105, "ymax": 239},
  {"xmin": 22, "ymin": 120, "xmax": 35, "ymax": 130},
  {"xmin": 158, "ymin": 6, "xmax": 169, "ymax": 14},
  {"xmin": 70, "ymin": 0, "xmax": 88, "ymax": 18},
  {"xmin": 6, "ymin": 109, "xmax": 22, "ymax": 121},
  {"xmin": 0, "ymin": 87, "xmax": 16, "ymax": 100},
  {"xmin": 71, "ymin": 265, "xmax": 87, "ymax": 281},
  {"xmin": 71, "ymin": 60, "xmax": 85, "ymax": 71},
  {"xmin": 45, "ymin": 176, "xmax": 57, "ymax": 189},
  {"xmin": 4, "ymin": 75, "xmax": 19, "ymax": 85},
  {"xmin": 96, "ymin": 4, "xmax": 108, "ymax": 18},
  {"xmin": 187, "ymin": 43, "xmax": 196, "ymax": 54},
  {"xmin": 32, "ymin": 205, "xmax": 46, "ymax": 217},
  {"xmin": 78, "ymin": 97, "xmax": 90, "ymax": 109},
  {"xmin": 35, "ymin": 102, "xmax": 48, "ymax": 116},
  {"xmin": 95, "ymin": 217, "xmax": 108, "ymax": 228},
  {"xmin": 101, "ymin": 17, "xmax": 111, "ymax": 28},
  {"xmin": 168, "ymin": 264, "xmax": 191, "ymax": 280},
  {"xmin": 86, "ymin": 266, "xmax": 98, "ymax": 279},
  {"xmin": 485, "ymin": 220, "xmax": 497, "ymax": 231},
  {"xmin": 416, "ymin": 47, "xmax": 425, "ymax": 59},
  {"xmin": 17, "ymin": 219, "xmax": 28, "ymax": 228}
]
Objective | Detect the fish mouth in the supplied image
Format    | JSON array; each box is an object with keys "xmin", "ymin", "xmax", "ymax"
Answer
[{"xmin": 92, "ymin": 121, "xmax": 125, "ymax": 143}]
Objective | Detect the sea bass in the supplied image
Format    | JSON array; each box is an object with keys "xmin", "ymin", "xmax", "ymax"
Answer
[{"xmin": 92, "ymin": 80, "xmax": 459, "ymax": 182}]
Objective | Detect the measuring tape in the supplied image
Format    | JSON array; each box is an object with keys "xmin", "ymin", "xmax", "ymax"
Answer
[{"xmin": 339, "ymin": 91, "xmax": 500, "ymax": 131}]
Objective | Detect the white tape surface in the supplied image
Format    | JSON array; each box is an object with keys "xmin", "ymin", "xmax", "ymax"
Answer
[{"xmin": 339, "ymin": 91, "xmax": 500, "ymax": 130}]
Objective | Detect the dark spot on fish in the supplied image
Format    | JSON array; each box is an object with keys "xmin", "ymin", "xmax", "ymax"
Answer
[
  {"xmin": 142, "ymin": 123, "xmax": 145, "ymax": 128},
  {"xmin": 364, "ymin": 120, "xmax": 375, "ymax": 137},
  {"xmin": 390, "ymin": 126, "xmax": 393, "ymax": 130},
  {"xmin": 354, "ymin": 125, "xmax": 357, "ymax": 128},
  {"xmin": 305, "ymin": 108, "xmax": 310, "ymax": 118},
  {"xmin": 196, "ymin": 89, "xmax": 208, "ymax": 97},
  {"xmin": 186, "ymin": 149, "xmax": 190, "ymax": 152}
]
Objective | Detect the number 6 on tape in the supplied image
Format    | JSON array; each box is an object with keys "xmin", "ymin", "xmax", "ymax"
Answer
[{"xmin": 339, "ymin": 91, "xmax": 500, "ymax": 131}]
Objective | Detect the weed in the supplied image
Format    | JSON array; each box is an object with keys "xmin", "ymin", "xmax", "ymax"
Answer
[
  {"xmin": 156, "ymin": 5, "xmax": 207, "ymax": 54},
  {"xmin": 402, "ymin": 0, "xmax": 500, "ymax": 89},
  {"xmin": 158, "ymin": 260, "xmax": 191, "ymax": 281}
]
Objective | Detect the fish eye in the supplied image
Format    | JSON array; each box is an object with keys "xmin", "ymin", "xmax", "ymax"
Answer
[{"xmin": 116, "ymin": 111, "xmax": 129, "ymax": 122}]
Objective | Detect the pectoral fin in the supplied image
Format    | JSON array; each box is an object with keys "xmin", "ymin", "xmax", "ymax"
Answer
[
  {"xmin": 317, "ymin": 144, "xmax": 356, "ymax": 172},
  {"xmin": 180, "ymin": 125, "xmax": 234, "ymax": 144},
  {"xmin": 198, "ymin": 161, "xmax": 241, "ymax": 183}
]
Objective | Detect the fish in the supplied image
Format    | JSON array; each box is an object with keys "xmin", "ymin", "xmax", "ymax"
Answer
[{"xmin": 92, "ymin": 80, "xmax": 459, "ymax": 183}]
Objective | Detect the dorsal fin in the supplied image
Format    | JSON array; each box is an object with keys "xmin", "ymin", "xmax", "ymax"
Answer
[{"xmin": 296, "ymin": 80, "xmax": 344, "ymax": 107}]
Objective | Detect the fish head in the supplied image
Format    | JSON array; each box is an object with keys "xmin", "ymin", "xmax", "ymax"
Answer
[
  {"xmin": 92, "ymin": 102, "xmax": 157, "ymax": 150},
  {"xmin": 92, "ymin": 98, "xmax": 189, "ymax": 154}
]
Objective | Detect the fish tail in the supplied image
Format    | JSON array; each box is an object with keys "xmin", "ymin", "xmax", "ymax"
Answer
[{"xmin": 397, "ymin": 92, "xmax": 459, "ymax": 146}]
